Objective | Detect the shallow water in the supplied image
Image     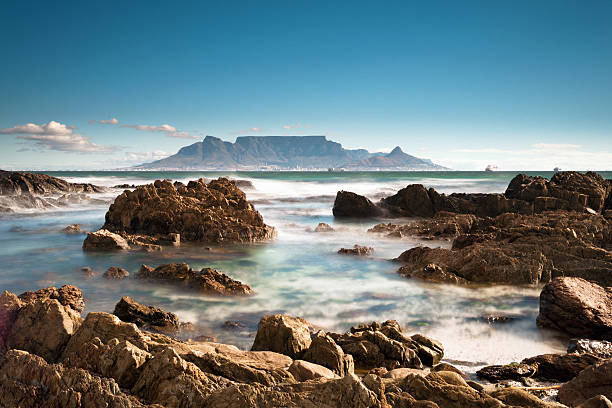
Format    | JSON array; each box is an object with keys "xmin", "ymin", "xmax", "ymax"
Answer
[{"xmin": 3, "ymin": 171, "xmax": 604, "ymax": 372}]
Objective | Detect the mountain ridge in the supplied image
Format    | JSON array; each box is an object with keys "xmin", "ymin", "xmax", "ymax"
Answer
[{"xmin": 135, "ymin": 135, "xmax": 448, "ymax": 170}]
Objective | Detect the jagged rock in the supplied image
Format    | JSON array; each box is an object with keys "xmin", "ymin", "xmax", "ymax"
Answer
[
  {"xmin": 398, "ymin": 262, "xmax": 469, "ymax": 285},
  {"xmin": 251, "ymin": 314, "xmax": 312, "ymax": 358},
  {"xmin": 537, "ymin": 277, "xmax": 612, "ymax": 340},
  {"xmin": 136, "ymin": 262, "xmax": 253, "ymax": 296},
  {"xmin": 0, "ymin": 349, "xmax": 148, "ymax": 407},
  {"xmin": 577, "ymin": 395, "xmax": 612, "ymax": 408},
  {"xmin": 83, "ymin": 228, "xmax": 130, "ymax": 250},
  {"xmin": 430, "ymin": 362, "xmax": 466, "ymax": 378},
  {"xmin": 17, "ymin": 284, "xmax": 84, "ymax": 313},
  {"xmin": 302, "ymin": 331, "xmax": 354, "ymax": 376},
  {"xmin": 61, "ymin": 223, "xmax": 82, "ymax": 233},
  {"xmin": 0, "ymin": 291, "xmax": 23, "ymax": 352},
  {"xmin": 100, "ymin": 178, "xmax": 275, "ymax": 244},
  {"xmin": 314, "ymin": 222, "xmax": 335, "ymax": 232},
  {"xmin": 522, "ymin": 353, "xmax": 603, "ymax": 382},
  {"xmin": 104, "ymin": 266, "xmax": 130, "ymax": 279},
  {"xmin": 332, "ymin": 191, "xmax": 382, "ymax": 218},
  {"xmin": 288, "ymin": 360, "xmax": 337, "ymax": 381},
  {"xmin": 337, "ymin": 245, "xmax": 373, "ymax": 256},
  {"xmin": 113, "ymin": 296, "xmax": 181, "ymax": 333},
  {"xmin": 0, "ymin": 170, "xmax": 105, "ymax": 195},
  {"xmin": 558, "ymin": 359, "xmax": 612, "ymax": 406},
  {"xmin": 368, "ymin": 212, "xmax": 477, "ymax": 240},
  {"xmin": 569, "ymin": 339, "xmax": 612, "ymax": 358},
  {"xmin": 476, "ymin": 363, "xmax": 537, "ymax": 382}
]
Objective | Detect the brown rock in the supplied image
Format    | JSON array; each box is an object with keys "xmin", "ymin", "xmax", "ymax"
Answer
[
  {"xmin": 522, "ymin": 353, "xmax": 603, "ymax": 382},
  {"xmin": 332, "ymin": 191, "xmax": 382, "ymax": 218},
  {"xmin": 558, "ymin": 359, "xmax": 612, "ymax": 406},
  {"xmin": 136, "ymin": 262, "xmax": 253, "ymax": 296},
  {"xmin": 569, "ymin": 338, "xmax": 612, "ymax": 358},
  {"xmin": 288, "ymin": 359, "xmax": 337, "ymax": 381},
  {"xmin": 251, "ymin": 314, "xmax": 312, "ymax": 358},
  {"xmin": 113, "ymin": 296, "xmax": 181, "ymax": 333},
  {"xmin": 104, "ymin": 266, "xmax": 130, "ymax": 279},
  {"xmin": 83, "ymin": 228, "xmax": 130, "ymax": 250},
  {"xmin": 476, "ymin": 363, "xmax": 537, "ymax": 382},
  {"xmin": 61, "ymin": 223, "xmax": 82, "ymax": 233},
  {"xmin": 338, "ymin": 245, "xmax": 374, "ymax": 256},
  {"xmin": 314, "ymin": 222, "xmax": 335, "ymax": 232},
  {"xmin": 0, "ymin": 170, "xmax": 105, "ymax": 195},
  {"xmin": 302, "ymin": 331, "xmax": 354, "ymax": 376},
  {"xmin": 17, "ymin": 284, "xmax": 85, "ymax": 313},
  {"xmin": 537, "ymin": 277, "xmax": 612, "ymax": 340},
  {"xmin": 101, "ymin": 177, "xmax": 275, "ymax": 244},
  {"xmin": 0, "ymin": 291, "xmax": 23, "ymax": 351},
  {"xmin": 577, "ymin": 395, "xmax": 612, "ymax": 408}
]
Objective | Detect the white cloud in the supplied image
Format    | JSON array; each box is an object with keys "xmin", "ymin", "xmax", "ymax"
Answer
[
  {"xmin": 283, "ymin": 123, "xmax": 302, "ymax": 130},
  {"xmin": 1, "ymin": 120, "xmax": 117, "ymax": 153},
  {"xmin": 122, "ymin": 150, "xmax": 170, "ymax": 163},
  {"xmin": 99, "ymin": 118, "xmax": 119, "ymax": 125},
  {"xmin": 89, "ymin": 118, "xmax": 200, "ymax": 139},
  {"xmin": 231, "ymin": 127, "xmax": 265, "ymax": 135}
]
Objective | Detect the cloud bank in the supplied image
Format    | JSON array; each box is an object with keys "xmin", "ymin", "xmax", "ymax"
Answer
[{"xmin": 90, "ymin": 117, "xmax": 200, "ymax": 139}]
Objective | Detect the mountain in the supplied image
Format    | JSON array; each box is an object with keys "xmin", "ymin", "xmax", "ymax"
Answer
[{"xmin": 135, "ymin": 136, "xmax": 447, "ymax": 170}]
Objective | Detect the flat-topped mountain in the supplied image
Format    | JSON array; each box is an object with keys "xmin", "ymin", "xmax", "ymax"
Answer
[{"xmin": 136, "ymin": 135, "xmax": 447, "ymax": 170}]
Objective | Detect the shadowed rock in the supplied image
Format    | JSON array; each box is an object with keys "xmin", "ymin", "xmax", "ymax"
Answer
[{"xmin": 332, "ymin": 191, "xmax": 381, "ymax": 218}]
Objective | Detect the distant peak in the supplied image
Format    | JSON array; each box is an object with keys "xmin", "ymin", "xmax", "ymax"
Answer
[{"xmin": 389, "ymin": 146, "xmax": 404, "ymax": 155}]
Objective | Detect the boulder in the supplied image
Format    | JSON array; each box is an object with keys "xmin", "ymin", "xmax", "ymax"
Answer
[
  {"xmin": 288, "ymin": 360, "xmax": 337, "ymax": 381},
  {"xmin": 136, "ymin": 262, "xmax": 253, "ymax": 296},
  {"xmin": 521, "ymin": 353, "xmax": 602, "ymax": 382},
  {"xmin": 17, "ymin": 284, "xmax": 84, "ymax": 313},
  {"xmin": 83, "ymin": 228, "xmax": 130, "ymax": 250},
  {"xmin": 0, "ymin": 291, "xmax": 23, "ymax": 351},
  {"xmin": 337, "ymin": 245, "xmax": 373, "ymax": 256},
  {"xmin": 100, "ymin": 178, "xmax": 275, "ymax": 244},
  {"xmin": 537, "ymin": 277, "xmax": 612, "ymax": 340},
  {"xmin": 332, "ymin": 191, "xmax": 382, "ymax": 218},
  {"xmin": 569, "ymin": 339, "xmax": 612, "ymax": 358},
  {"xmin": 302, "ymin": 331, "xmax": 354, "ymax": 376},
  {"xmin": 103, "ymin": 266, "xmax": 130, "ymax": 279},
  {"xmin": 314, "ymin": 223, "xmax": 335, "ymax": 232},
  {"xmin": 61, "ymin": 223, "xmax": 82, "ymax": 234},
  {"xmin": 476, "ymin": 363, "xmax": 537, "ymax": 382},
  {"xmin": 251, "ymin": 314, "xmax": 312, "ymax": 358},
  {"xmin": 558, "ymin": 359, "xmax": 612, "ymax": 406},
  {"xmin": 113, "ymin": 296, "xmax": 181, "ymax": 333},
  {"xmin": 577, "ymin": 395, "xmax": 612, "ymax": 408}
]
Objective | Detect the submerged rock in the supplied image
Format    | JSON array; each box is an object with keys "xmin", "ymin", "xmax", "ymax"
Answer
[
  {"xmin": 537, "ymin": 277, "xmax": 612, "ymax": 340},
  {"xmin": 83, "ymin": 229, "xmax": 130, "ymax": 251},
  {"xmin": 314, "ymin": 222, "xmax": 335, "ymax": 232},
  {"xmin": 100, "ymin": 177, "xmax": 275, "ymax": 245},
  {"xmin": 61, "ymin": 223, "xmax": 82, "ymax": 234},
  {"xmin": 332, "ymin": 191, "xmax": 381, "ymax": 218},
  {"xmin": 337, "ymin": 245, "xmax": 373, "ymax": 256},
  {"xmin": 136, "ymin": 262, "xmax": 253, "ymax": 296},
  {"xmin": 103, "ymin": 266, "xmax": 130, "ymax": 279}
]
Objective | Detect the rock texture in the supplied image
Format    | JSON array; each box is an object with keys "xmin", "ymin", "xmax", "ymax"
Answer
[
  {"xmin": 537, "ymin": 277, "xmax": 612, "ymax": 340},
  {"xmin": 113, "ymin": 296, "xmax": 181, "ymax": 334},
  {"xmin": 136, "ymin": 262, "xmax": 253, "ymax": 296},
  {"xmin": 569, "ymin": 339, "xmax": 612, "ymax": 358},
  {"xmin": 100, "ymin": 178, "xmax": 275, "ymax": 245},
  {"xmin": 558, "ymin": 359, "xmax": 612, "ymax": 406},
  {"xmin": 251, "ymin": 314, "xmax": 313, "ymax": 358},
  {"xmin": 332, "ymin": 191, "xmax": 381, "ymax": 218},
  {"xmin": 338, "ymin": 245, "xmax": 374, "ymax": 256},
  {"xmin": 104, "ymin": 266, "xmax": 130, "ymax": 279},
  {"xmin": 83, "ymin": 229, "xmax": 131, "ymax": 250}
]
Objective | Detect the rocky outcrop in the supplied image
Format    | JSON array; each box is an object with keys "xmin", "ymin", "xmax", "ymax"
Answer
[
  {"xmin": 314, "ymin": 222, "xmax": 335, "ymax": 232},
  {"xmin": 558, "ymin": 359, "xmax": 612, "ymax": 406},
  {"xmin": 83, "ymin": 229, "xmax": 130, "ymax": 251},
  {"xmin": 61, "ymin": 223, "xmax": 82, "ymax": 234},
  {"xmin": 104, "ymin": 266, "xmax": 130, "ymax": 279},
  {"xmin": 332, "ymin": 191, "xmax": 382, "ymax": 218},
  {"xmin": 338, "ymin": 245, "xmax": 373, "ymax": 256},
  {"xmin": 17, "ymin": 284, "xmax": 84, "ymax": 313},
  {"xmin": 0, "ymin": 170, "xmax": 104, "ymax": 196},
  {"xmin": 569, "ymin": 339, "xmax": 612, "ymax": 358},
  {"xmin": 136, "ymin": 262, "xmax": 253, "ymax": 296},
  {"xmin": 537, "ymin": 277, "xmax": 612, "ymax": 340},
  {"xmin": 99, "ymin": 178, "xmax": 275, "ymax": 245},
  {"xmin": 113, "ymin": 296, "xmax": 181, "ymax": 334},
  {"xmin": 369, "ymin": 212, "xmax": 477, "ymax": 240},
  {"xmin": 251, "ymin": 314, "xmax": 312, "ymax": 358},
  {"xmin": 302, "ymin": 331, "xmax": 354, "ymax": 376}
]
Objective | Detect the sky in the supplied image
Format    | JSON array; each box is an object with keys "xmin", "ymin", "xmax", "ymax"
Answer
[{"xmin": 1, "ymin": 0, "xmax": 611, "ymax": 170}]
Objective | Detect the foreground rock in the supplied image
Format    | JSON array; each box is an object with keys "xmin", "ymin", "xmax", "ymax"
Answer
[
  {"xmin": 558, "ymin": 359, "xmax": 612, "ymax": 406},
  {"xmin": 113, "ymin": 296, "xmax": 182, "ymax": 334},
  {"xmin": 537, "ymin": 277, "xmax": 612, "ymax": 340},
  {"xmin": 137, "ymin": 262, "xmax": 253, "ymax": 296},
  {"xmin": 99, "ymin": 177, "xmax": 275, "ymax": 245},
  {"xmin": 568, "ymin": 339, "xmax": 612, "ymax": 358},
  {"xmin": 251, "ymin": 314, "xmax": 313, "ymax": 358},
  {"xmin": 83, "ymin": 229, "xmax": 130, "ymax": 250},
  {"xmin": 338, "ymin": 245, "xmax": 373, "ymax": 256},
  {"xmin": 332, "ymin": 190, "xmax": 381, "ymax": 218}
]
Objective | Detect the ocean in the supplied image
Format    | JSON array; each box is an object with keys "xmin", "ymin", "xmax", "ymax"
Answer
[{"xmin": 3, "ymin": 170, "xmax": 607, "ymax": 372}]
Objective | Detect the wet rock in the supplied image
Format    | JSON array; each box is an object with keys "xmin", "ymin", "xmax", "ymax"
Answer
[
  {"xmin": 136, "ymin": 262, "xmax": 253, "ymax": 296},
  {"xmin": 558, "ymin": 359, "xmax": 612, "ymax": 406},
  {"xmin": 113, "ymin": 296, "xmax": 181, "ymax": 333},
  {"xmin": 521, "ymin": 353, "xmax": 603, "ymax": 382},
  {"xmin": 332, "ymin": 191, "xmax": 382, "ymax": 218},
  {"xmin": 101, "ymin": 177, "xmax": 275, "ymax": 244},
  {"xmin": 0, "ymin": 349, "xmax": 147, "ymax": 408},
  {"xmin": 478, "ymin": 312, "xmax": 519, "ymax": 324},
  {"xmin": 223, "ymin": 320, "xmax": 247, "ymax": 330},
  {"xmin": 537, "ymin": 277, "xmax": 612, "ymax": 340},
  {"xmin": 288, "ymin": 360, "xmax": 337, "ymax": 381},
  {"xmin": 398, "ymin": 262, "xmax": 469, "ymax": 285},
  {"xmin": 7, "ymin": 298, "xmax": 82, "ymax": 362},
  {"xmin": 251, "ymin": 314, "xmax": 312, "ymax": 358},
  {"xmin": 338, "ymin": 245, "xmax": 374, "ymax": 256},
  {"xmin": 476, "ymin": 363, "xmax": 537, "ymax": 382},
  {"xmin": 314, "ymin": 222, "xmax": 335, "ymax": 232},
  {"xmin": 302, "ymin": 331, "xmax": 354, "ymax": 376},
  {"xmin": 61, "ymin": 223, "xmax": 82, "ymax": 233},
  {"xmin": 568, "ymin": 338, "xmax": 612, "ymax": 358},
  {"xmin": 0, "ymin": 170, "xmax": 105, "ymax": 196},
  {"xmin": 79, "ymin": 266, "xmax": 95, "ymax": 277},
  {"xmin": 368, "ymin": 212, "xmax": 477, "ymax": 240},
  {"xmin": 103, "ymin": 266, "xmax": 130, "ymax": 279},
  {"xmin": 83, "ymin": 228, "xmax": 130, "ymax": 250}
]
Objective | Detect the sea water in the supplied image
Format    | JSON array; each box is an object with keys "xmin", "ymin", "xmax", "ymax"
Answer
[{"xmin": 3, "ymin": 171, "xmax": 607, "ymax": 372}]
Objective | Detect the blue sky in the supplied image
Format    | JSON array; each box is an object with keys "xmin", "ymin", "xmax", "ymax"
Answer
[{"xmin": 1, "ymin": 0, "xmax": 611, "ymax": 170}]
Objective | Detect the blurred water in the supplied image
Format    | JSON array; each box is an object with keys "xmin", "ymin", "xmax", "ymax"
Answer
[{"xmin": 0, "ymin": 171, "xmax": 587, "ymax": 372}]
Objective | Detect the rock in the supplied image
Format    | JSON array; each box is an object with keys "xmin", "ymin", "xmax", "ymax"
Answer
[
  {"xmin": 478, "ymin": 313, "xmax": 519, "ymax": 324},
  {"xmin": 430, "ymin": 362, "xmax": 466, "ymax": 378},
  {"xmin": 0, "ymin": 349, "xmax": 147, "ymax": 408},
  {"xmin": 17, "ymin": 284, "xmax": 84, "ymax": 314},
  {"xmin": 398, "ymin": 262, "xmax": 469, "ymax": 285},
  {"xmin": 83, "ymin": 228, "xmax": 130, "ymax": 250},
  {"xmin": 288, "ymin": 360, "xmax": 337, "ymax": 381},
  {"xmin": 337, "ymin": 245, "xmax": 373, "ymax": 256},
  {"xmin": 384, "ymin": 367, "xmax": 429, "ymax": 378},
  {"xmin": 223, "ymin": 320, "xmax": 247, "ymax": 330},
  {"xmin": 79, "ymin": 266, "xmax": 95, "ymax": 277},
  {"xmin": 521, "ymin": 353, "xmax": 603, "ymax": 382},
  {"xmin": 302, "ymin": 331, "xmax": 354, "ymax": 376},
  {"xmin": 558, "ymin": 359, "xmax": 612, "ymax": 406},
  {"xmin": 113, "ymin": 296, "xmax": 181, "ymax": 333},
  {"xmin": 100, "ymin": 177, "xmax": 275, "ymax": 244},
  {"xmin": 61, "ymin": 223, "xmax": 82, "ymax": 233},
  {"xmin": 578, "ymin": 395, "xmax": 612, "ymax": 408},
  {"xmin": 7, "ymin": 298, "xmax": 82, "ymax": 363},
  {"xmin": 537, "ymin": 277, "xmax": 612, "ymax": 340},
  {"xmin": 476, "ymin": 363, "xmax": 537, "ymax": 382},
  {"xmin": 569, "ymin": 339, "xmax": 612, "ymax": 358},
  {"xmin": 368, "ymin": 213, "xmax": 476, "ymax": 240},
  {"xmin": 0, "ymin": 291, "xmax": 23, "ymax": 351},
  {"xmin": 103, "ymin": 266, "xmax": 130, "ymax": 279},
  {"xmin": 314, "ymin": 222, "xmax": 335, "ymax": 232},
  {"xmin": 332, "ymin": 191, "xmax": 382, "ymax": 218},
  {"xmin": 251, "ymin": 314, "xmax": 312, "ymax": 358},
  {"xmin": 136, "ymin": 262, "xmax": 253, "ymax": 296},
  {"xmin": 0, "ymin": 170, "xmax": 104, "ymax": 195}
]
